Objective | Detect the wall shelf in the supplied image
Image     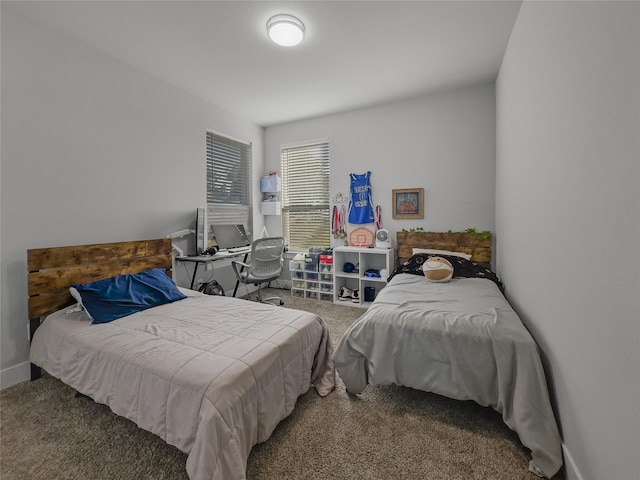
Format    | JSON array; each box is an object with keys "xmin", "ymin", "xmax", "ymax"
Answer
[{"xmin": 260, "ymin": 175, "xmax": 281, "ymax": 216}]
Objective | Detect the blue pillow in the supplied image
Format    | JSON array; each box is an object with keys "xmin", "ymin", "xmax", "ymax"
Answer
[{"xmin": 72, "ymin": 269, "xmax": 187, "ymax": 324}]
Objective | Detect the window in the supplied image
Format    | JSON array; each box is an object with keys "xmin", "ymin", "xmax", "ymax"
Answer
[
  {"xmin": 206, "ymin": 131, "xmax": 252, "ymax": 239},
  {"xmin": 281, "ymin": 140, "xmax": 330, "ymax": 250}
]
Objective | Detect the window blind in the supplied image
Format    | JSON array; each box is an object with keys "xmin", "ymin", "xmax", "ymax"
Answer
[
  {"xmin": 281, "ymin": 141, "xmax": 330, "ymax": 250},
  {"xmin": 206, "ymin": 131, "xmax": 252, "ymax": 233}
]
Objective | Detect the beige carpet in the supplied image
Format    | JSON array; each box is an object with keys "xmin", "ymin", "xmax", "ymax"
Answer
[{"xmin": 0, "ymin": 288, "xmax": 559, "ymax": 480}]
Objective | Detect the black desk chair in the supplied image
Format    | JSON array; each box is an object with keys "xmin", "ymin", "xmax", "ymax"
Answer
[{"xmin": 231, "ymin": 237, "xmax": 285, "ymax": 305}]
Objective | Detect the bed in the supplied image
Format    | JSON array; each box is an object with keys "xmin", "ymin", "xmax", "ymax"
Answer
[
  {"xmin": 332, "ymin": 231, "xmax": 562, "ymax": 479},
  {"xmin": 28, "ymin": 238, "xmax": 335, "ymax": 480}
]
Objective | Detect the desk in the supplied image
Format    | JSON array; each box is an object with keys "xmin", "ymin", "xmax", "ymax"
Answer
[{"xmin": 176, "ymin": 250, "xmax": 250, "ymax": 295}]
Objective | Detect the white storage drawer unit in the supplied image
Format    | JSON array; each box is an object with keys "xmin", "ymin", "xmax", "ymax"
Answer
[{"xmin": 289, "ymin": 253, "xmax": 333, "ymax": 301}]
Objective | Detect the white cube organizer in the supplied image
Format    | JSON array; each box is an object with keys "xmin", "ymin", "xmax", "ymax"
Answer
[{"xmin": 333, "ymin": 246, "xmax": 395, "ymax": 307}]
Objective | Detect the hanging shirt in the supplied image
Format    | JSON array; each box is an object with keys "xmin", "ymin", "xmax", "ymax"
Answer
[{"xmin": 348, "ymin": 171, "xmax": 375, "ymax": 224}]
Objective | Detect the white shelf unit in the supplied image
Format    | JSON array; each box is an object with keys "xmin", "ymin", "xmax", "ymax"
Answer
[
  {"xmin": 260, "ymin": 175, "xmax": 281, "ymax": 216},
  {"xmin": 260, "ymin": 201, "xmax": 281, "ymax": 215},
  {"xmin": 333, "ymin": 246, "xmax": 395, "ymax": 308},
  {"xmin": 289, "ymin": 256, "xmax": 334, "ymax": 302}
]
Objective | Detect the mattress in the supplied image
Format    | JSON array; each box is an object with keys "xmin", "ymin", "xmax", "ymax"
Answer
[
  {"xmin": 333, "ymin": 274, "xmax": 562, "ymax": 478},
  {"xmin": 30, "ymin": 289, "xmax": 335, "ymax": 480}
]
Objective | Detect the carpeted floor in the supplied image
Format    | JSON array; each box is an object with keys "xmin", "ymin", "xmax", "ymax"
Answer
[{"xmin": 0, "ymin": 288, "xmax": 560, "ymax": 480}]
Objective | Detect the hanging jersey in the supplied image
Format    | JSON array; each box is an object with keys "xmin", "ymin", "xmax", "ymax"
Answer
[{"xmin": 348, "ymin": 171, "xmax": 375, "ymax": 224}]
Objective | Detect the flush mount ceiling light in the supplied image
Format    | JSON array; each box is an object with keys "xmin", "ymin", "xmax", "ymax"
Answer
[{"xmin": 267, "ymin": 14, "xmax": 305, "ymax": 47}]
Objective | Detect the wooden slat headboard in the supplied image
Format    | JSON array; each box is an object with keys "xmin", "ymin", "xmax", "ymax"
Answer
[
  {"xmin": 396, "ymin": 231, "xmax": 492, "ymax": 267},
  {"xmin": 27, "ymin": 238, "xmax": 172, "ymax": 319}
]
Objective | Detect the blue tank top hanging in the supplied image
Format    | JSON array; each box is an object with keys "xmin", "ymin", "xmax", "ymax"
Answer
[{"xmin": 348, "ymin": 171, "xmax": 375, "ymax": 224}]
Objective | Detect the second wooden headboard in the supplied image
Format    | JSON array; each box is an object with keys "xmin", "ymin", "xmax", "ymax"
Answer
[{"xmin": 396, "ymin": 231, "xmax": 491, "ymax": 267}]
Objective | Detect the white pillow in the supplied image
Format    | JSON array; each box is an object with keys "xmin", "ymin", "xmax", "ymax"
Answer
[
  {"xmin": 69, "ymin": 286, "xmax": 93, "ymax": 319},
  {"xmin": 412, "ymin": 248, "xmax": 472, "ymax": 261}
]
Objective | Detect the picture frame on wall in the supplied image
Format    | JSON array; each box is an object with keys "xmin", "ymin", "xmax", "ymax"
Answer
[{"xmin": 392, "ymin": 188, "xmax": 424, "ymax": 219}]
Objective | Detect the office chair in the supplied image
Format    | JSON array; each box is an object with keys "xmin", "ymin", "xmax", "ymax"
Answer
[{"xmin": 231, "ymin": 236, "xmax": 285, "ymax": 305}]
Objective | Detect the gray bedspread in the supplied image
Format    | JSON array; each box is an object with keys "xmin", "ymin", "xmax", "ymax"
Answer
[
  {"xmin": 30, "ymin": 289, "xmax": 335, "ymax": 480},
  {"xmin": 333, "ymin": 274, "xmax": 562, "ymax": 478}
]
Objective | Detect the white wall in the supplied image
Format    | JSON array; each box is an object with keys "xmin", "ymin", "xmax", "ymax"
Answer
[
  {"xmin": 264, "ymin": 84, "xmax": 496, "ymax": 252},
  {"xmin": 496, "ymin": 2, "xmax": 639, "ymax": 480},
  {"xmin": 0, "ymin": 9, "xmax": 264, "ymax": 388}
]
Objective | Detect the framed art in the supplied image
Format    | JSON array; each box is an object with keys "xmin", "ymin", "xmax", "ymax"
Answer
[{"xmin": 392, "ymin": 188, "xmax": 424, "ymax": 219}]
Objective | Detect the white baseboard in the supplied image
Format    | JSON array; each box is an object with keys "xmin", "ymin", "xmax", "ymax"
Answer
[
  {"xmin": 0, "ymin": 361, "xmax": 31, "ymax": 391},
  {"xmin": 562, "ymin": 443, "xmax": 584, "ymax": 480}
]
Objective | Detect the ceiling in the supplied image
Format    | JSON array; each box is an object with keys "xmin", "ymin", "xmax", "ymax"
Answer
[{"xmin": 5, "ymin": 1, "xmax": 523, "ymax": 127}]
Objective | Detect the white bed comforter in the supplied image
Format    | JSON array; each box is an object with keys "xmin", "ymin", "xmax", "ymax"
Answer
[
  {"xmin": 30, "ymin": 289, "xmax": 335, "ymax": 480},
  {"xmin": 333, "ymin": 274, "xmax": 562, "ymax": 479}
]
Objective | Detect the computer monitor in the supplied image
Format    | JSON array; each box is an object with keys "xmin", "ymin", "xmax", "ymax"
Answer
[
  {"xmin": 195, "ymin": 207, "xmax": 206, "ymax": 255},
  {"xmin": 211, "ymin": 224, "xmax": 250, "ymax": 250}
]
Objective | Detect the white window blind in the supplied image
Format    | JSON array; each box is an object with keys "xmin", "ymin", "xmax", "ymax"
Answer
[
  {"xmin": 281, "ymin": 140, "xmax": 330, "ymax": 250},
  {"xmin": 206, "ymin": 131, "xmax": 252, "ymax": 236}
]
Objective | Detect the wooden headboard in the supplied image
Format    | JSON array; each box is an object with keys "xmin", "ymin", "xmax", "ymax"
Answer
[
  {"xmin": 396, "ymin": 231, "xmax": 491, "ymax": 267},
  {"xmin": 27, "ymin": 238, "xmax": 172, "ymax": 320}
]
